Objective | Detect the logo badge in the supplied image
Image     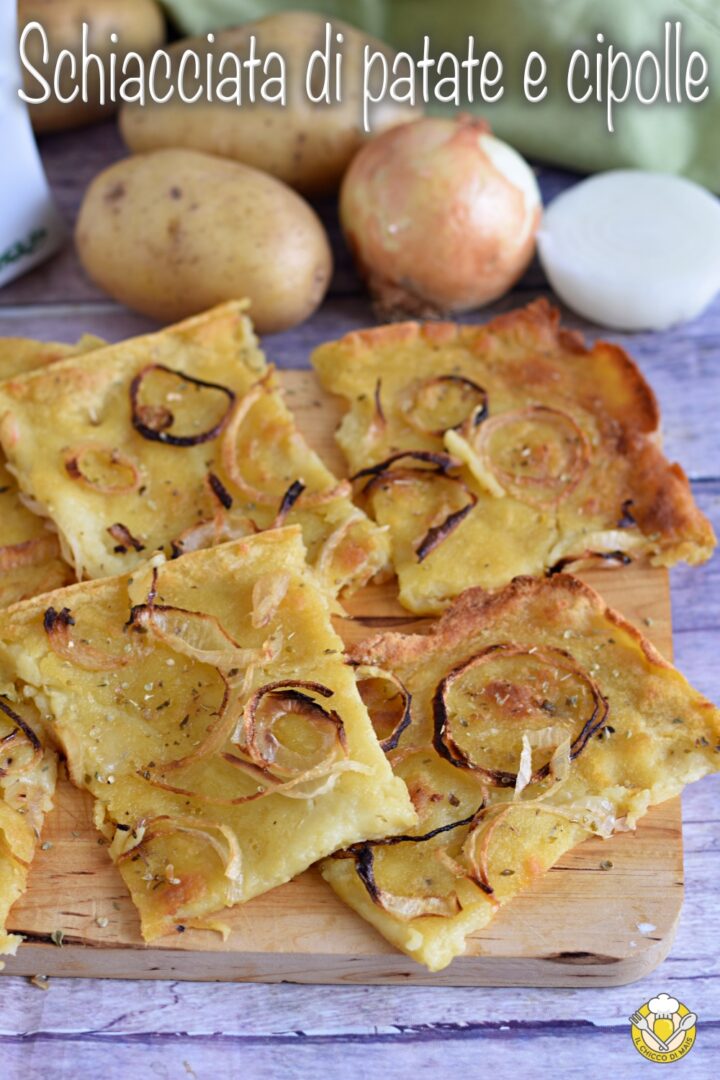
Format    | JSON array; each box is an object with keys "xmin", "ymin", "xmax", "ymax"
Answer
[{"xmin": 629, "ymin": 993, "xmax": 696, "ymax": 1062}]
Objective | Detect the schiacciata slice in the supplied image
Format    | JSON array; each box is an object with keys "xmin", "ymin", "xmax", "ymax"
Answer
[
  {"xmin": 312, "ymin": 299, "xmax": 715, "ymax": 614},
  {"xmin": 0, "ymin": 334, "xmax": 102, "ymax": 607},
  {"xmin": 322, "ymin": 574, "xmax": 720, "ymax": 972},
  {"xmin": 0, "ymin": 527, "xmax": 415, "ymax": 942},
  {"xmin": 0, "ymin": 302, "xmax": 389, "ymax": 601}
]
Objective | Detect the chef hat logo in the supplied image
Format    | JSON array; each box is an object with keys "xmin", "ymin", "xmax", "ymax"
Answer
[{"xmin": 648, "ymin": 993, "xmax": 679, "ymax": 1016}]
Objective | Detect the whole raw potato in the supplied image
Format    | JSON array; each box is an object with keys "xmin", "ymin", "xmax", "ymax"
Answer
[
  {"xmin": 119, "ymin": 11, "xmax": 421, "ymax": 196},
  {"xmin": 19, "ymin": 0, "xmax": 165, "ymax": 133},
  {"xmin": 75, "ymin": 149, "xmax": 332, "ymax": 333}
]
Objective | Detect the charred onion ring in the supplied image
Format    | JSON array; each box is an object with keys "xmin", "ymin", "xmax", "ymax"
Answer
[
  {"xmin": 433, "ymin": 643, "xmax": 608, "ymax": 788},
  {"xmin": 170, "ymin": 472, "xmax": 256, "ymax": 558},
  {"xmin": 415, "ymin": 496, "xmax": 477, "ymax": 563},
  {"xmin": 0, "ymin": 697, "xmax": 42, "ymax": 779},
  {"xmin": 341, "ymin": 810, "xmax": 482, "ymax": 919},
  {"xmin": 44, "ymin": 606, "xmax": 135, "ymax": 671},
  {"xmin": 547, "ymin": 550, "xmax": 633, "ymax": 575},
  {"xmin": 146, "ymin": 680, "xmax": 356, "ymax": 806},
  {"xmin": 351, "ymin": 665, "xmax": 412, "ymax": 752},
  {"xmin": 130, "ymin": 364, "xmax": 236, "ymax": 447},
  {"xmin": 240, "ymin": 680, "xmax": 346, "ymax": 777},
  {"xmin": 352, "ymin": 451, "xmax": 475, "ymax": 561},
  {"xmin": 466, "ymin": 405, "xmax": 590, "ymax": 506},
  {"xmin": 351, "ymin": 450, "xmax": 461, "ymax": 496},
  {"xmin": 400, "ymin": 375, "xmax": 488, "ymax": 436},
  {"xmin": 64, "ymin": 445, "xmax": 141, "ymax": 495},
  {"xmin": 208, "ymin": 471, "xmax": 233, "ymax": 510},
  {"xmin": 272, "ymin": 480, "xmax": 306, "ymax": 527},
  {"xmin": 221, "ymin": 378, "xmax": 350, "ymax": 508}
]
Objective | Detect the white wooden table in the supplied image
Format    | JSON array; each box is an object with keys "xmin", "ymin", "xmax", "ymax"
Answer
[{"xmin": 0, "ymin": 123, "xmax": 718, "ymax": 1079}]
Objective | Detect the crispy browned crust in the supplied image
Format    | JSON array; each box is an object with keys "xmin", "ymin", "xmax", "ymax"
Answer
[
  {"xmin": 321, "ymin": 299, "xmax": 660, "ymax": 434},
  {"xmin": 348, "ymin": 573, "xmax": 674, "ymax": 672},
  {"xmin": 625, "ymin": 442, "xmax": 715, "ymax": 556}
]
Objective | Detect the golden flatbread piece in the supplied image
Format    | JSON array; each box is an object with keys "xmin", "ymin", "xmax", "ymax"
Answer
[
  {"xmin": 322, "ymin": 574, "xmax": 720, "ymax": 971},
  {"xmin": 312, "ymin": 300, "xmax": 715, "ymax": 613},
  {"xmin": 0, "ymin": 335, "xmax": 102, "ymax": 607},
  {"xmin": 0, "ymin": 304, "xmax": 389, "ymax": 598},
  {"xmin": 0, "ymin": 527, "xmax": 415, "ymax": 942},
  {"xmin": 0, "ymin": 669, "xmax": 56, "ymax": 957}
]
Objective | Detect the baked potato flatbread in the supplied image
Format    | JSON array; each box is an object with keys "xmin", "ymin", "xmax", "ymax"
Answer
[
  {"xmin": 0, "ymin": 304, "xmax": 389, "ymax": 598},
  {"xmin": 0, "ymin": 336, "xmax": 102, "ymax": 607},
  {"xmin": 312, "ymin": 300, "xmax": 715, "ymax": 613},
  {"xmin": 322, "ymin": 574, "xmax": 720, "ymax": 971},
  {"xmin": 0, "ymin": 527, "xmax": 414, "ymax": 941}
]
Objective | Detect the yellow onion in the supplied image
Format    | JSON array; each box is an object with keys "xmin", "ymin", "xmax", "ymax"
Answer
[{"xmin": 340, "ymin": 117, "xmax": 541, "ymax": 318}]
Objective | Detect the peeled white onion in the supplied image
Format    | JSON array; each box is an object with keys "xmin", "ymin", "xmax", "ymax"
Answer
[
  {"xmin": 340, "ymin": 117, "xmax": 541, "ymax": 318},
  {"xmin": 538, "ymin": 170, "xmax": 720, "ymax": 331}
]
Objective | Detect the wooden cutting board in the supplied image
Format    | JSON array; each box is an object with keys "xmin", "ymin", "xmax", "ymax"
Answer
[{"xmin": 1, "ymin": 371, "xmax": 681, "ymax": 987}]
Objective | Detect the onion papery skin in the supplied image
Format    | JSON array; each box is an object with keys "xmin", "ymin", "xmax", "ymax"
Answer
[{"xmin": 340, "ymin": 117, "xmax": 541, "ymax": 318}]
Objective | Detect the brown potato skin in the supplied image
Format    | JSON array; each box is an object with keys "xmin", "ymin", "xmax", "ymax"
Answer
[
  {"xmin": 75, "ymin": 149, "xmax": 333, "ymax": 333},
  {"xmin": 19, "ymin": 0, "xmax": 165, "ymax": 133},
  {"xmin": 119, "ymin": 11, "xmax": 421, "ymax": 196}
]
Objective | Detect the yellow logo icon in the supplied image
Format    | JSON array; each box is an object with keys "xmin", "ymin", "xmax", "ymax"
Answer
[{"xmin": 629, "ymin": 993, "xmax": 697, "ymax": 1062}]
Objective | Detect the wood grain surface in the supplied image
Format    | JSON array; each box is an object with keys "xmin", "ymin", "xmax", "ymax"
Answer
[{"xmin": 0, "ymin": 121, "xmax": 717, "ymax": 1079}]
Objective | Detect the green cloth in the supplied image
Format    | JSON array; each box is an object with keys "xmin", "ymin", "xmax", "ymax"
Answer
[{"xmin": 160, "ymin": 0, "xmax": 720, "ymax": 191}]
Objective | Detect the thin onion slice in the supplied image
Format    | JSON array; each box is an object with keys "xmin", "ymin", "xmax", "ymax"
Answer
[
  {"xmin": 452, "ymin": 406, "xmax": 591, "ymax": 507},
  {"xmin": 351, "ymin": 664, "xmax": 412, "ymax": 751},
  {"xmin": 351, "ymin": 450, "xmax": 475, "ymax": 561},
  {"xmin": 272, "ymin": 480, "xmax": 306, "ymax": 528},
  {"xmin": 339, "ymin": 811, "xmax": 480, "ymax": 920},
  {"xmin": 207, "ymin": 471, "xmax": 233, "ymax": 510},
  {"xmin": 546, "ymin": 530, "xmax": 646, "ymax": 575},
  {"xmin": 170, "ymin": 476, "xmax": 257, "ymax": 558},
  {"xmin": 0, "ymin": 535, "xmax": 60, "ymax": 572},
  {"xmin": 220, "ymin": 376, "xmax": 278, "ymax": 506},
  {"xmin": 142, "ymin": 679, "xmax": 361, "ymax": 806},
  {"xmin": 0, "ymin": 698, "xmax": 42, "ymax": 779},
  {"xmin": 130, "ymin": 364, "xmax": 236, "ymax": 447},
  {"xmin": 107, "ymin": 522, "xmax": 145, "ymax": 554},
  {"xmin": 352, "ymin": 450, "xmax": 461, "ymax": 496},
  {"xmin": 141, "ymin": 676, "xmax": 233, "ymax": 776},
  {"xmin": 399, "ymin": 375, "xmax": 488, "ymax": 436},
  {"xmin": 145, "ymin": 754, "xmax": 369, "ymax": 806},
  {"xmin": 170, "ymin": 515, "xmax": 257, "ymax": 559},
  {"xmin": 43, "ymin": 606, "xmax": 137, "ymax": 671},
  {"xmin": 433, "ymin": 643, "xmax": 608, "ymax": 787},
  {"xmin": 240, "ymin": 680, "xmax": 346, "ymax": 777},
  {"xmin": 221, "ymin": 376, "xmax": 351, "ymax": 509},
  {"xmin": 251, "ymin": 572, "xmax": 291, "ymax": 629},
  {"xmin": 513, "ymin": 725, "xmax": 572, "ymax": 802},
  {"xmin": 129, "ymin": 602, "xmax": 262, "ymax": 675},
  {"xmin": 415, "ymin": 493, "xmax": 477, "ymax": 563},
  {"xmin": 115, "ymin": 814, "xmax": 242, "ymax": 884},
  {"xmin": 64, "ymin": 445, "xmax": 141, "ymax": 495}
]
